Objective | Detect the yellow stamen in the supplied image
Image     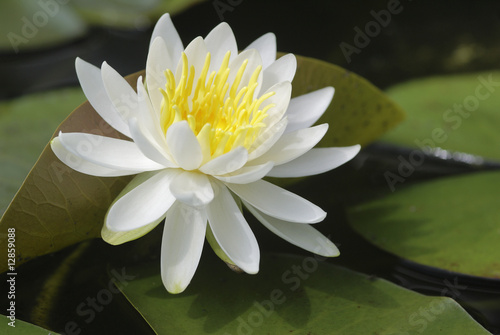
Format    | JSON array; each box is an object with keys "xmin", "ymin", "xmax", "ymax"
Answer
[{"xmin": 158, "ymin": 51, "xmax": 276, "ymax": 159}]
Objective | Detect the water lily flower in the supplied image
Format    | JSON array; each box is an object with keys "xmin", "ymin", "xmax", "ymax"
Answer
[{"xmin": 51, "ymin": 13, "xmax": 360, "ymax": 293}]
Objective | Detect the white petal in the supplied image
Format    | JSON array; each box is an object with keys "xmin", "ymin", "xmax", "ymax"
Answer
[
  {"xmin": 251, "ymin": 124, "xmax": 328, "ymax": 166},
  {"xmin": 166, "ymin": 121, "xmax": 203, "ymax": 170},
  {"xmin": 176, "ymin": 37, "xmax": 207, "ymax": 85},
  {"xmin": 150, "ymin": 13, "xmax": 184, "ymax": 65},
  {"xmin": 101, "ymin": 61, "xmax": 141, "ymax": 124},
  {"xmin": 244, "ymin": 203, "xmax": 339, "ymax": 257},
  {"xmin": 286, "ymin": 87, "xmax": 334, "ymax": 133},
  {"xmin": 261, "ymin": 54, "xmax": 296, "ymax": 93},
  {"xmin": 51, "ymin": 137, "xmax": 140, "ymax": 177},
  {"xmin": 260, "ymin": 81, "xmax": 292, "ymax": 129},
  {"xmin": 215, "ymin": 162, "xmax": 274, "ymax": 184},
  {"xmin": 169, "ymin": 171, "xmax": 214, "ymax": 207},
  {"xmin": 146, "ymin": 37, "xmax": 172, "ymax": 116},
  {"xmin": 106, "ymin": 169, "xmax": 179, "ymax": 232},
  {"xmin": 75, "ymin": 58, "xmax": 130, "ymax": 137},
  {"xmin": 102, "ymin": 172, "xmax": 166, "ymax": 245},
  {"xmin": 129, "ymin": 117, "xmax": 175, "ymax": 167},
  {"xmin": 244, "ymin": 32, "xmax": 276, "ymax": 69},
  {"xmin": 136, "ymin": 76, "xmax": 163, "ymax": 138},
  {"xmin": 199, "ymin": 147, "xmax": 248, "ymax": 176},
  {"xmin": 226, "ymin": 180, "xmax": 326, "ymax": 224},
  {"xmin": 57, "ymin": 132, "xmax": 164, "ymax": 171},
  {"xmin": 227, "ymin": 49, "xmax": 263, "ymax": 99},
  {"xmin": 247, "ymin": 117, "xmax": 287, "ymax": 161},
  {"xmin": 267, "ymin": 145, "xmax": 361, "ymax": 178},
  {"xmin": 206, "ymin": 182, "xmax": 260, "ymax": 274},
  {"xmin": 161, "ymin": 203, "xmax": 207, "ymax": 294},
  {"xmin": 204, "ymin": 22, "xmax": 238, "ymax": 72}
]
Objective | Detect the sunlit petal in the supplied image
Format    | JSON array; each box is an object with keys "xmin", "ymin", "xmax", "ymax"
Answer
[
  {"xmin": 244, "ymin": 32, "xmax": 276, "ymax": 69},
  {"xmin": 75, "ymin": 58, "xmax": 130, "ymax": 137},
  {"xmin": 169, "ymin": 171, "xmax": 214, "ymax": 207},
  {"xmin": 166, "ymin": 121, "xmax": 203, "ymax": 170},
  {"xmin": 106, "ymin": 169, "xmax": 178, "ymax": 232},
  {"xmin": 161, "ymin": 203, "xmax": 207, "ymax": 294},
  {"xmin": 206, "ymin": 182, "xmax": 260, "ymax": 274},
  {"xmin": 285, "ymin": 87, "xmax": 334, "ymax": 133},
  {"xmin": 268, "ymin": 145, "xmax": 361, "ymax": 178},
  {"xmin": 227, "ymin": 180, "xmax": 326, "ymax": 224},
  {"xmin": 245, "ymin": 203, "xmax": 339, "ymax": 257}
]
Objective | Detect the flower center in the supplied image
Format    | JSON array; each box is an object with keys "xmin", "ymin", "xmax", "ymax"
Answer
[{"xmin": 159, "ymin": 51, "xmax": 275, "ymax": 158}]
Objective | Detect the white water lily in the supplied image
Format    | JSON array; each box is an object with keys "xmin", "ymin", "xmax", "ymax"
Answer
[{"xmin": 51, "ymin": 13, "xmax": 360, "ymax": 294}]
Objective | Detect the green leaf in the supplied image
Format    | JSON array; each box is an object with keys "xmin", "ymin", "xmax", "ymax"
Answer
[
  {"xmin": 292, "ymin": 55, "xmax": 405, "ymax": 147},
  {"xmin": 0, "ymin": 88, "xmax": 86, "ymax": 216},
  {"xmin": 0, "ymin": 317, "xmax": 59, "ymax": 334},
  {"xmin": 0, "ymin": 54, "xmax": 404, "ymax": 272},
  {"xmin": 381, "ymin": 71, "xmax": 500, "ymax": 160},
  {"xmin": 0, "ymin": 85, "xmax": 133, "ymax": 272},
  {"xmin": 348, "ymin": 171, "xmax": 500, "ymax": 279},
  {"xmin": 72, "ymin": 0, "xmax": 206, "ymax": 29},
  {"xmin": 120, "ymin": 253, "xmax": 490, "ymax": 334},
  {"xmin": 0, "ymin": 0, "xmax": 87, "ymax": 52}
]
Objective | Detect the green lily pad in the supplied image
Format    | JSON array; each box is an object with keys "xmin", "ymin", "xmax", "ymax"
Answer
[
  {"xmin": 348, "ymin": 171, "xmax": 500, "ymax": 278},
  {"xmin": 120, "ymin": 253, "xmax": 490, "ymax": 334},
  {"xmin": 0, "ymin": 55, "xmax": 404, "ymax": 272},
  {"xmin": 0, "ymin": 0, "xmax": 87, "ymax": 53},
  {"xmin": 0, "ymin": 88, "xmax": 86, "ymax": 216},
  {"xmin": 0, "ymin": 317, "xmax": 59, "ymax": 334},
  {"xmin": 294, "ymin": 55, "xmax": 405, "ymax": 147},
  {"xmin": 381, "ymin": 71, "xmax": 500, "ymax": 161},
  {"xmin": 72, "ymin": 0, "xmax": 205, "ymax": 29}
]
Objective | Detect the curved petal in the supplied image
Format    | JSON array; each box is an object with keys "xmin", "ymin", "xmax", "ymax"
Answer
[
  {"xmin": 215, "ymin": 162, "xmax": 274, "ymax": 184},
  {"xmin": 227, "ymin": 48, "xmax": 263, "ymax": 100},
  {"xmin": 51, "ymin": 137, "xmax": 140, "ymax": 177},
  {"xmin": 206, "ymin": 182, "xmax": 260, "ymax": 274},
  {"xmin": 285, "ymin": 87, "xmax": 334, "ymax": 133},
  {"xmin": 176, "ymin": 37, "xmax": 207, "ymax": 85},
  {"xmin": 105, "ymin": 169, "xmax": 179, "ymax": 232},
  {"xmin": 169, "ymin": 171, "xmax": 214, "ymax": 207},
  {"xmin": 245, "ymin": 203, "xmax": 339, "ymax": 257},
  {"xmin": 56, "ymin": 132, "xmax": 164, "ymax": 171},
  {"xmin": 204, "ymin": 22, "xmax": 238, "ymax": 73},
  {"xmin": 260, "ymin": 81, "xmax": 292, "ymax": 129},
  {"xmin": 267, "ymin": 145, "xmax": 361, "ymax": 178},
  {"xmin": 161, "ymin": 202, "xmax": 207, "ymax": 294},
  {"xmin": 102, "ymin": 171, "xmax": 167, "ymax": 245},
  {"xmin": 136, "ymin": 76, "xmax": 164, "ymax": 138},
  {"xmin": 261, "ymin": 53, "xmax": 296, "ymax": 93},
  {"xmin": 251, "ymin": 124, "xmax": 328, "ymax": 166},
  {"xmin": 166, "ymin": 121, "xmax": 203, "ymax": 170},
  {"xmin": 75, "ymin": 58, "xmax": 130, "ymax": 137},
  {"xmin": 146, "ymin": 37, "xmax": 172, "ymax": 116},
  {"xmin": 244, "ymin": 32, "xmax": 276, "ymax": 69},
  {"xmin": 247, "ymin": 117, "xmax": 287, "ymax": 161},
  {"xmin": 226, "ymin": 179, "xmax": 326, "ymax": 224},
  {"xmin": 129, "ymin": 117, "xmax": 176, "ymax": 167},
  {"xmin": 150, "ymin": 13, "xmax": 184, "ymax": 65},
  {"xmin": 199, "ymin": 147, "xmax": 248, "ymax": 176}
]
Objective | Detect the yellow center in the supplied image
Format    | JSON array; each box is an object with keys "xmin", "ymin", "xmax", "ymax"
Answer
[{"xmin": 159, "ymin": 51, "xmax": 275, "ymax": 159}]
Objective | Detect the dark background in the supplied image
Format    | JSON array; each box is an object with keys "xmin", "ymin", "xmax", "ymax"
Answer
[{"xmin": 3, "ymin": 0, "xmax": 500, "ymax": 99}]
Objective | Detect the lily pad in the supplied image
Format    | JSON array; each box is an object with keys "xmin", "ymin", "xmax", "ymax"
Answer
[
  {"xmin": 294, "ymin": 55, "xmax": 405, "ymax": 147},
  {"xmin": 348, "ymin": 171, "xmax": 500, "ymax": 279},
  {"xmin": 0, "ymin": 55, "xmax": 404, "ymax": 272},
  {"xmin": 0, "ymin": 0, "xmax": 87, "ymax": 53},
  {"xmin": 381, "ymin": 71, "xmax": 500, "ymax": 161},
  {"xmin": 120, "ymin": 253, "xmax": 490, "ymax": 334},
  {"xmin": 0, "ymin": 317, "xmax": 59, "ymax": 334},
  {"xmin": 72, "ymin": 0, "xmax": 205, "ymax": 29},
  {"xmin": 0, "ymin": 88, "xmax": 86, "ymax": 216}
]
